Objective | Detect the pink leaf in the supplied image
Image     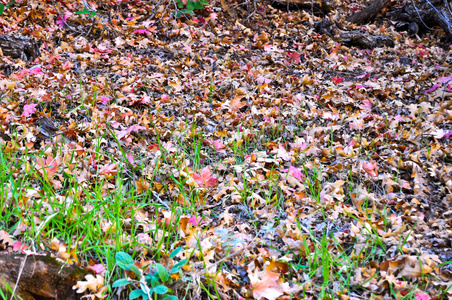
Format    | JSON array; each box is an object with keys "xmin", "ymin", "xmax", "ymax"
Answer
[
  {"xmin": 212, "ymin": 140, "xmax": 226, "ymax": 152},
  {"xmin": 36, "ymin": 156, "xmax": 59, "ymax": 178},
  {"xmin": 350, "ymin": 121, "xmax": 364, "ymax": 130},
  {"xmin": 250, "ymin": 269, "xmax": 284, "ymax": 300},
  {"xmin": 98, "ymin": 96, "xmax": 110, "ymax": 104},
  {"xmin": 188, "ymin": 216, "xmax": 203, "ymax": 226},
  {"xmin": 62, "ymin": 61, "xmax": 73, "ymax": 70},
  {"xmin": 275, "ymin": 144, "xmax": 291, "ymax": 161},
  {"xmin": 332, "ymin": 76, "xmax": 343, "ymax": 84},
  {"xmin": 192, "ymin": 167, "xmax": 217, "ymax": 188},
  {"xmin": 23, "ymin": 103, "xmax": 37, "ymax": 118},
  {"xmin": 12, "ymin": 241, "xmax": 28, "ymax": 252},
  {"xmin": 256, "ymin": 76, "xmax": 271, "ymax": 85},
  {"xmin": 99, "ymin": 164, "xmax": 117, "ymax": 178},
  {"xmin": 126, "ymin": 152, "xmax": 134, "ymax": 165},
  {"xmin": 394, "ymin": 115, "xmax": 404, "ymax": 122},
  {"xmin": 91, "ymin": 264, "xmax": 106, "ymax": 275},
  {"xmin": 286, "ymin": 51, "xmax": 301, "ymax": 64},
  {"xmin": 415, "ymin": 292, "xmax": 430, "ymax": 300},
  {"xmin": 288, "ymin": 166, "xmax": 303, "ymax": 181},
  {"xmin": 209, "ymin": 12, "xmax": 217, "ymax": 22},
  {"xmin": 134, "ymin": 29, "xmax": 150, "ymax": 35},
  {"xmin": 424, "ymin": 84, "xmax": 440, "ymax": 94},
  {"xmin": 360, "ymin": 100, "xmax": 372, "ymax": 111},
  {"xmin": 182, "ymin": 45, "xmax": 192, "ymax": 53}
]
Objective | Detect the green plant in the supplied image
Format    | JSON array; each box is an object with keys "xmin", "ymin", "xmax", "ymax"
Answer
[
  {"xmin": 113, "ymin": 248, "xmax": 188, "ymax": 299},
  {"xmin": 175, "ymin": 0, "xmax": 208, "ymax": 16},
  {"xmin": 0, "ymin": 0, "xmax": 15, "ymax": 15}
]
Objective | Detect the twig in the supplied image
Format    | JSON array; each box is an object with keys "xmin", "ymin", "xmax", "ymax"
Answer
[
  {"xmin": 152, "ymin": 191, "xmax": 171, "ymax": 209},
  {"xmin": 149, "ymin": 0, "xmax": 164, "ymax": 19},
  {"xmin": 10, "ymin": 254, "xmax": 28, "ymax": 300}
]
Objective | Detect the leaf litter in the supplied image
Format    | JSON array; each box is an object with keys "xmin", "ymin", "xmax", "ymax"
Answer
[{"xmin": 0, "ymin": 0, "xmax": 451, "ymax": 299}]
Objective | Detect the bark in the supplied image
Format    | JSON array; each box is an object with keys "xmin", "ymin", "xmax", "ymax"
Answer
[
  {"xmin": 269, "ymin": 0, "xmax": 333, "ymax": 15},
  {"xmin": 0, "ymin": 35, "xmax": 40, "ymax": 62},
  {"xmin": 339, "ymin": 30, "xmax": 394, "ymax": 49},
  {"xmin": 0, "ymin": 253, "xmax": 89, "ymax": 300},
  {"xmin": 346, "ymin": 0, "xmax": 391, "ymax": 24},
  {"xmin": 390, "ymin": 0, "xmax": 452, "ymax": 42}
]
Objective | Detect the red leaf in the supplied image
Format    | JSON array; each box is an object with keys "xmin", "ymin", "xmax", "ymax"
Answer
[{"xmin": 332, "ymin": 76, "xmax": 343, "ymax": 84}]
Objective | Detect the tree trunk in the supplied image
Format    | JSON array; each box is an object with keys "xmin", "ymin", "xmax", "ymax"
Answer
[
  {"xmin": 0, "ymin": 35, "xmax": 40, "ymax": 62},
  {"xmin": 269, "ymin": 0, "xmax": 333, "ymax": 15},
  {"xmin": 0, "ymin": 253, "xmax": 89, "ymax": 300},
  {"xmin": 390, "ymin": 0, "xmax": 452, "ymax": 42},
  {"xmin": 346, "ymin": 0, "xmax": 391, "ymax": 24}
]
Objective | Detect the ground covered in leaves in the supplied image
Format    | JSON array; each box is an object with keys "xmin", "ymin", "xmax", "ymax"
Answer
[{"xmin": 0, "ymin": 0, "xmax": 451, "ymax": 299}]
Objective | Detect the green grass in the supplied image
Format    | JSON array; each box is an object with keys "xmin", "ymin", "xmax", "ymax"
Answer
[{"xmin": 0, "ymin": 110, "xmax": 447, "ymax": 300}]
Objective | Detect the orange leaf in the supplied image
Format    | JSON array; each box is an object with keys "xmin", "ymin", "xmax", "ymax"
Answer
[
  {"xmin": 362, "ymin": 161, "xmax": 377, "ymax": 178},
  {"xmin": 230, "ymin": 96, "xmax": 246, "ymax": 112},
  {"xmin": 250, "ymin": 269, "xmax": 284, "ymax": 300}
]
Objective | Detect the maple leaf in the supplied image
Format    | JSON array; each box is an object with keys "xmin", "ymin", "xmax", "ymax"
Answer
[
  {"xmin": 250, "ymin": 269, "xmax": 284, "ymax": 300},
  {"xmin": 360, "ymin": 100, "xmax": 372, "ymax": 112},
  {"xmin": 36, "ymin": 156, "xmax": 59, "ymax": 178},
  {"xmin": 256, "ymin": 76, "xmax": 271, "ymax": 85},
  {"xmin": 12, "ymin": 241, "xmax": 28, "ymax": 252},
  {"xmin": 183, "ymin": 45, "xmax": 192, "ymax": 53},
  {"xmin": 332, "ymin": 76, "xmax": 343, "ymax": 84},
  {"xmin": 191, "ymin": 167, "xmax": 217, "ymax": 188},
  {"xmin": 23, "ymin": 103, "xmax": 37, "ymax": 118},
  {"xmin": 291, "ymin": 138, "xmax": 308, "ymax": 152},
  {"xmin": 208, "ymin": 139, "xmax": 226, "ymax": 152},
  {"xmin": 349, "ymin": 120, "xmax": 365, "ymax": 130},
  {"xmin": 285, "ymin": 50, "xmax": 301, "ymax": 64},
  {"xmin": 282, "ymin": 166, "xmax": 303, "ymax": 181},
  {"xmin": 209, "ymin": 12, "xmax": 218, "ymax": 22},
  {"xmin": 56, "ymin": 12, "xmax": 71, "ymax": 27}
]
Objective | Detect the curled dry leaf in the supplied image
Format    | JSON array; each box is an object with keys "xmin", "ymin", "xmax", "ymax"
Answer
[{"xmin": 73, "ymin": 274, "xmax": 107, "ymax": 299}]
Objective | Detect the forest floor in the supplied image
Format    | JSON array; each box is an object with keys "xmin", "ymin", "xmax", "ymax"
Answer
[{"xmin": 0, "ymin": 0, "xmax": 451, "ymax": 299}]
